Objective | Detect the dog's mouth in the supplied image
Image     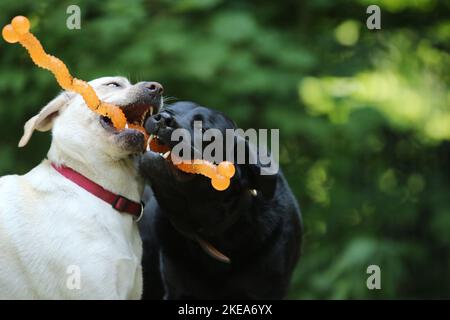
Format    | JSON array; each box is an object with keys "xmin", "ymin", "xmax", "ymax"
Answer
[
  {"xmin": 145, "ymin": 130, "xmax": 197, "ymax": 181},
  {"xmin": 147, "ymin": 134, "xmax": 172, "ymax": 160},
  {"xmin": 121, "ymin": 102, "xmax": 155, "ymax": 128},
  {"xmin": 100, "ymin": 102, "xmax": 154, "ymax": 134},
  {"xmin": 145, "ymin": 122, "xmax": 215, "ymax": 171},
  {"xmin": 100, "ymin": 102, "xmax": 158, "ymax": 152},
  {"xmin": 145, "ymin": 130, "xmax": 208, "ymax": 184},
  {"xmin": 142, "ymin": 135, "xmax": 198, "ymax": 184}
]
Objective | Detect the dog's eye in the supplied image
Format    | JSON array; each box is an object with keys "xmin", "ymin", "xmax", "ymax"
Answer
[{"xmin": 105, "ymin": 82, "xmax": 121, "ymax": 88}]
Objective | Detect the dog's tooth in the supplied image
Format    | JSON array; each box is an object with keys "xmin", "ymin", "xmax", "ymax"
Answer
[
  {"xmin": 143, "ymin": 110, "xmax": 149, "ymax": 121},
  {"xmin": 162, "ymin": 151, "xmax": 171, "ymax": 159},
  {"xmin": 250, "ymin": 189, "xmax": 258, "ymax": 197},
  {"xmin": 149, "ymin": 134, "xmax": 154, "ymax": 143},
  {"xmin": 125, "ymin": 123, "xmax": 129, "ymax": 129},
  {"xmin": 150, "ymin": 107, "xmax": 153, "ymax": 115}
]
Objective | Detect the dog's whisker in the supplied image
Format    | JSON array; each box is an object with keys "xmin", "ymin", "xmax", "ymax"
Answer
[{"xmin": 163, "ymin": 96, "xmax": 179, "ymax": 104}]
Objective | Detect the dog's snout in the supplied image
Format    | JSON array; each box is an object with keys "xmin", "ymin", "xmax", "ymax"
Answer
[
  {"xmin": 145, "ymin": 112, "xmax": 175, "ymax": 134},
  {"xmin": 153, "ymin": 113, "xmax": 173, "ymax": 126},
  {"xmin": 144, "ymin": 82, "xmax": 164, "ymax": 95}
]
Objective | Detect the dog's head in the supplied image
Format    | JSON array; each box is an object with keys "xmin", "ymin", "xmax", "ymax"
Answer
[
  {"xmin": 139, "ymin": 101, "xmax": 278, "ymax": 237},
  {"xmin": 19, "ymin": 76, "xmax": 163, "ymax": 161}
]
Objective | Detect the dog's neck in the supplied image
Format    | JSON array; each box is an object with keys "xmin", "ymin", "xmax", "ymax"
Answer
[{"xmin": 47, "ymin": 144, "xmax": 143, "ymax": 202}]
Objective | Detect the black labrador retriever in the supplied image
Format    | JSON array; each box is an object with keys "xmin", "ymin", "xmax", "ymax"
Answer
[{"xmin": 138, "ymin": 101, "xmax": 302, "ymax": 299}]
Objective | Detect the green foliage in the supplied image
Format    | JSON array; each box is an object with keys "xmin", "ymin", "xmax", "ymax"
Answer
[{"xmin": 0, "ymin": 0, "xmax": 448, "ymax": 298}]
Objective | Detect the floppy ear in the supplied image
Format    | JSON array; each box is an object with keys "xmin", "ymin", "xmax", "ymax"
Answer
[
  {"xmin": 235, "ymin": 135, "xmax": 278, "ymax": 199},
  {"xmin": 18, "ymin": 93, "xmax": 71, "ymax": 148},
  {"xmin": 247, "ymin": 163, "xmax": 278, "ymax": 200}
]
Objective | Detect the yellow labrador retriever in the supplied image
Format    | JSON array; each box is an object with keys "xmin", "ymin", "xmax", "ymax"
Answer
[{"xmin": 0, "ymin": 76, "xmax": 162, "ymax": 299}]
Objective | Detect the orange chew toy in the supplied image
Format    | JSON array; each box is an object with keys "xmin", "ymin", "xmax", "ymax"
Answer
[
  {"xmin": 148, "ymin": 135, "xmax": 235, "ymax": 191},
  {"xmin": 176, "ymin": 159, "xmax": 235, "ymax": 191},
  {"xmin": 3, "ymin": 15, "xmax": 233, "ymax": 190},
  {"xmin": 2, "ymin": 16, "xmax": 126, "ymax": 130},
  {"xmin": 175, "ymin": 160, "xmax": 236, "ymax": 191}
]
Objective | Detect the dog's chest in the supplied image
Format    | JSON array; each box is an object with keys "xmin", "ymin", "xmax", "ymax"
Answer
[{"xmin": 0, "ymin": 164, "xmax": 142, "ymax": 299}]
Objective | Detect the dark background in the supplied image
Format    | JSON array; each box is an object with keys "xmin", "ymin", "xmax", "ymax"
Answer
[{"xmin": 0, "ymin": 0, "xmax": 449, "ymax": 298}]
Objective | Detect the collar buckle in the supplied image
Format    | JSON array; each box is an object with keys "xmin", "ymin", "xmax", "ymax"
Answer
[{"xmin": 136, "ymin": 202, "xmax": 144, "ymax": 222}]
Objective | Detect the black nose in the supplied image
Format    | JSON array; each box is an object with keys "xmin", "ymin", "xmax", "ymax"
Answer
[
  {"xmin": 153, "ymin": 112, "xmax": 175, "ymax": 127},
  {"xmin": 144, "ymin": 81, "xmax": 164, "ymax": 95},
  {"xmin": 145, "ymin": 112, "xmax": 175, "ymax": 134}
]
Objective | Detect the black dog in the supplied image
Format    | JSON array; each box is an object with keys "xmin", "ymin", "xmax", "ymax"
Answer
[{"xmin": 138, "ymin": 101, "xmax": 302, "ymax": 299}]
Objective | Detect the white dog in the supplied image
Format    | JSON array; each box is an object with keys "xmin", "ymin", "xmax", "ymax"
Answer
[{"xmin": 0, "ymin": 76, "xmax": 163, "ymax": 299}]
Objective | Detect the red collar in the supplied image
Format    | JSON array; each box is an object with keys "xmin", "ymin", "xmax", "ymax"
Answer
[{"xmin": 51, "ymin": 163, "xmax": 143, "ymax": 220}]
